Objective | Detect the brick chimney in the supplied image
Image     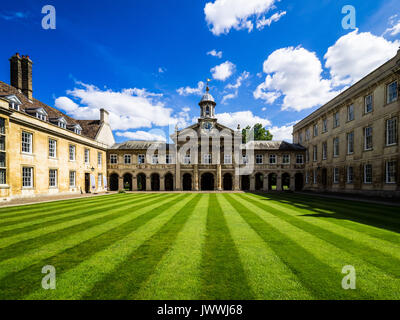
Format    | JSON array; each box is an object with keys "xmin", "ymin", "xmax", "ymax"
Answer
[
  {"xmin": 21, "ymin": 55, "xmax": 33, "ymax": 100},
  {"xmin": 100, "ymin": 108, "xmax": 109, "ymax": 124},
  {"xmin": 9, "ymin": 53, "xmax": 22, "ymax": 91}
]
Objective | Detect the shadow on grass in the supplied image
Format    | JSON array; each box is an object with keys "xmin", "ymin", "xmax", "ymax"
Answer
[{"xmin": 249, "ymin": 192, "xmax": 400, "ymax": 235}]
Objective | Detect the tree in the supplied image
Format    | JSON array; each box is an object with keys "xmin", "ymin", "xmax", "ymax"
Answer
[{"xmin": 242, "ymin": 123, "xmax": 273, "ymax": 143}]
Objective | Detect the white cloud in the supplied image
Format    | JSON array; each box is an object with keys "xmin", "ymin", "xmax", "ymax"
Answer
[
  {"xmin": 207, "ymin": 49, "xmax": 223, "ymax": 58},
  {"xmin": 383, "ymin": 15, "xmax": 400, "ymax": 36},
  {"xmin": 254, "ymin": 30, "xmax": 400, "ymax": 111},
  {"xmin": 204, "ymin": 0, "xmax": 278, "ymax": 35},
  {"xmin": 256, "ymin": 11, "xmax": 286, "ymax": 30},
  {"xmin": 325, "ymin": 30, "xmax": 400, "ymax": 86},
  {"xmin": 216, "ymin": 111, "xmax": 271, "ymax": 129},
  {"xmin": 222, "ymin": 71, "xmax": 250, "ymax": 103},
  {"xmin": 177, "ymin": 81, "xmax": 205, "ymax": 96},
  {"xmin": 254, "ymin": 46, "xmax": 339, "ymax": 111},
  {"xmin": 267, "ymin": 124, "xmax": 294, "ymax": 142},
  {"xmin": 115, "ymin": 130, "xmax": 167, "ymax": 142},
  {"xmin": 55, "ymin": 82, "xmax": 181, "ymax": 131},
  {"xmin": 211, "ymin": 61, "xmax": 235, "ymax": 81},
  {"xmin": 158, "ymin": 67, "xmax": 166, "ymax": 73}
]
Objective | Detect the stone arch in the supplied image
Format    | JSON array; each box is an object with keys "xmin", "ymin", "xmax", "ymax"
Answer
[
  {"xmin": 123, "ymin": 173, "xmax": 133, "ymax": 191},
  {"xmin": 255, "ymin": 172, "xmax": 264, "ymax": 191},
  {"xmin": 241, "ymin": 175, "xmax": 250, "ymax": 191},
  {"xmin": 201, "ymin": 172, "xmax": 215, "ymax": 191},
  {"xmin": 151, "ymin": 173, "xmax": 160, "ymax": 191},
  {"xmin": 109, "ymin": 173, "xmax": 119, "ymax": 191},
  {"xmin": 182, "ymin": 173, "xmax": 192, "ymax": 191},
  {"xmin": 282, "ymin": 172, "xmax": 291, "ymax": 190},
  {"xmin": 223, "ymin": 173, "xmax": 233, "ymax": 191},
  {"xmin": 137, "ymin": 173, "xmax": 146, "ymax": 191},
  {"xmin": 164, "ymin": 172, "xmax": 174, "ymax": 191},
  {"xmin": 268, "ymin": 173, "xmax": 277, "ymax": 190}
]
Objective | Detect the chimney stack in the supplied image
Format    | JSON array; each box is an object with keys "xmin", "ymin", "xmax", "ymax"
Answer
[
  {"xmin": 9, "ymin": 53, "xmax": 22, "ymax": 91},
  {"xmin": 21, "ymin": 55, "xmax": 33, "ymax": 100},
  {"xmin": 100, "ymin": 108, "xmax": 109, "ymax": 124}
]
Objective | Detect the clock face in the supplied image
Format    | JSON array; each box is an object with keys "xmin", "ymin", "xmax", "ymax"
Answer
[{"xmin": 203, "ymin": 121, "xmax": 213, "ymax": 131}]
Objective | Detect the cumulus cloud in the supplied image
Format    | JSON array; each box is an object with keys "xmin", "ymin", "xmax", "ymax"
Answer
[
  {"xmin": 115, "ymin": 130, "xmax": 167, "ymax": 142},
  {"xmin": 254, "ymin": 46, "xmax": 339, "ymax": 111},
  {"xmin": 254, "ymin": 30, "xmax": 400, "ymax": 111},
  {"xmin": 267, "ymin": 121, "xmax": 300, "ymax": 142},
  {"xmin": 256, "ymin": 11, "xmax": 286, "ymax": 30},
  {"xmin": 207, "ymin": 49, "xmax": 223, "ymax": 58},
  {"xmin": 211, "ymin": 61, "xmax": 235, "ymax": 81},
  {"xmin": 0, "ymin": 11, "xmax": 29, "ymax": 21},
  {"xmin": 222, "ymin": 71, "xmax": 250, "ymax": 103},
  {"xmin": 177, "ymin": 81, "xmax": 205, "ymax": 96},
  {"xmin": 216, "ymin": 111, "xmax": 271, "ymax": 129},
  {"xmin": 325, "ymin": 30, "xmax": 399, "ymax": 86},
  {"xmin": 55, "ymin": 82, "xmax": 184, "ymax": 131},
  {"xmin": 204, "ymin": 0, "xmax": 279, "ymax": 35}
]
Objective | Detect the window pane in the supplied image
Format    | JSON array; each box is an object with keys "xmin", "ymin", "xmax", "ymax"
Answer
[{"xmin": 0, "ymin": 168, "xmax": 5, "ymax": 184}]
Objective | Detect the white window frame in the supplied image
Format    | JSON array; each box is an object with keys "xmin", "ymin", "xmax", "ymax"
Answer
[
  {"xmin": 347, "ymin": 167, "xmax": 353, "ymax": 184},
  {"xmin": 152, "ymin": 155, "xmax": 159, "ymax": 164},
  {"xmin": 22, "ymin": 167, "xmax": 33, "ymax": 188},
  {"xmin": 84, "ymin": 149, "xmax": 90, "ymax": 164},
  {"xmin": 386, "ymin": 118, "xmax": 397, "ymax": 146},
  {"xmin": 333, "ymin": 137, "xmax": 339, "ymax": 157},
  {"xmin": 98, "ymin": 173, "xmax": 102, "ymax": 188},
  {"xmin": 256, "ymin": 154, "xmax": 263, "ymax": 164},
  {"xmin": 269, "ymin": 154, "xmax": 276, "ymax": 164},
  {"xmin": 333, "ymin": 167, "xmax": 339, "ymax": 184},
  {"xmin": 347, "ymin": 105, "xmax": 354, "ymax": 121},
  {"xmin": 313, "ymin": 146, "xmax": 317, "ymax": 162},
  {"xmin": 347, "ymin": 132, "xmax": 354, "ymax": 154},
  {"xmin": 322, "ymin": 119, "xmax": 328, "ymax": 133},
  {"xmin": 49, "ymin": 139, "xmax": 57, "ymax": 158},
  {"xmin": 365, "ymin": 94, "xmax": 373, "ymax": 114},
  {"xmin": 203, "ymin": 154, "xmax": 211, "ymax": 164},
  {"xmin": 364, "ymin": 164, "xmax": 372, "ymax": 184},
  {"xmin": 69, "ymin": 145, "xmax": 76, "ymax": 161},
  {"xmin": 49, "ymin": 169, "xmax": 57, "ymax": 188},
  {"xmin": 22, "ymin": 131, "xmax": 32, "ymax": 154},
  {"xmin": 282, "ymin": 154, "xmax": 290, "ymax": 164},
  {"xmin": 386, "ymin": 161, "xmax": 397, "ymax": 184},
  {"xmin": 69, "ymin": 171, "xmax": 76, "ymax": 187},
  {"xmin": 296, "ymin": 154, "xmax": 304, "ymax": 164},
  {"xmin": 387, "ymin": 81, "xmax": 398, "ymax": 104},
  {"xmin": 98, "ymin": 152, "xmax": 102, "ymax": 167},
  {"xmin": 333, "ymin": 112, "xmax": 340, "ymax": 128},
  {"xmin": 224, "ymin": 154, "xmax": 232, "ymax": 164},
  {"xmin": 110, "ymin": 154, "xmax": 117, "ymax": 164},
  {"xmin": 124, "ymin": 154, "xmax": 132, "ymax": 164},
  {"xmin": 313, "ymin": 124, "xmax": 318, "ymax": 137},
  {"xmin": 364, "ymin": 127, "xmax": 373, "ymax": 151},
  {"xmin": 138, "ymin": 154, "xmax": 145, "ymax": 164},
  {"xmin": 322, "ymin": 142, "xmax": 327, "ymax": 160}
]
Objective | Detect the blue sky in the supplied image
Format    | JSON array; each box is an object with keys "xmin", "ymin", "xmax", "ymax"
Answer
[{"xmin": 0, "ymin": 0, "xmax": 399, "ymax": 142}]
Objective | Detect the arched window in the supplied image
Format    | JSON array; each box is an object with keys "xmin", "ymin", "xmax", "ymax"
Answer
[{"xmin": 205, "ymin": 106, "xmax": 210, "ymax": 116}]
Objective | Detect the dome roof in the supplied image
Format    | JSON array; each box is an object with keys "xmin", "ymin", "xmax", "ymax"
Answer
[{"xmin": 200, "ymin": 92, "xmax": 215, "ymax": 103}]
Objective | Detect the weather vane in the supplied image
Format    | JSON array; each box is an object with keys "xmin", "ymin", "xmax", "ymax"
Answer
[{"xmin": 206, "ymin": 78, "xmax": 211, "ymax": 91}]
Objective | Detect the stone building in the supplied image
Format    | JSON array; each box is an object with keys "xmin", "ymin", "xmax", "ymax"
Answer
[
  {"xmin": 0, "ymin": 53, "xmax": 115, "ymax": 201},
  {"xmin": 107, "ymin": 87, "xmax": 306, "ymax": 191},
  {"xmin": 292, "ymin": 49, "xmax": 400, "ymax": 197}
]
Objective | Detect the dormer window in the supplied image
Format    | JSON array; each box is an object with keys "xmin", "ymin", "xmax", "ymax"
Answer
[
  {"xmin": 74, "ymin": 128, "xmax": 81, "ymax": 135},
  {"xmin": 68, "ymin": 123, "xmax": 83, "ymax": 135},
  {"xmin": 33, "ymin": 108, "xmax": 48, "ymax": 122},
  {"xmin": 58, "ymin": 122, "xmax": 66, "ymax": 129},
  {"xmin": 5, "ymin": 95, "xmax": 22, "ymax": 111}
]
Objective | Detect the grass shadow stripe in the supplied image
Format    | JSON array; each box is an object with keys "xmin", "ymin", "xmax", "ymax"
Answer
[
  {"xmin": 225, "ymin": 194, "xmax": 373, "ymax": 300},
  {"xmin": 0, "ymin": 194, "xmax": 167, "ymax": 261},
  {"xmin": 0, "ymin": 194, "xmax": 187, "ymax": 299},
  {"xmin": 243, "ymin": 193, "xmax": 400, "ymax": 277},
  {"xmin": 199, "ymin": 194, "xmax": 254, "ymax": 300}
]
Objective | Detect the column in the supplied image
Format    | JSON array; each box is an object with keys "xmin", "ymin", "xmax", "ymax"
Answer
[
  {"xmin": 175, "ymin": 148, "xmax": 181, "ymax": 191},
  {"xmin": 290, "ymin": 174, "xmax": 295, "ymax": 191},
  {"xmin": 250, "ymin": 175, "xmax": 255, "ymax": 191},
  {"xmin": 263, "ymin": 174, "xmax": 269, "ymax": 191},
  {"xmin": 194, "ymin": 165, "xmax": 199, "ymax": 191},
  {"xmin": 160, "ymin": 176, "xmax": 165, "ymax": 191},
  {"xmin": 146, "ymin": 176, "xmax": 151, "ymax": 191},
  {"xmin": 276, "ymin": 174, "xmax": 282, "ymax": 191},
  {"xmin": 132, "ymin": 175, "xmax": 138, "ymax": 191},
  {"xmin": 118, "ymin": 176, "xmax": 124, "ymax": 191},
  {"xmin": 217, "ymin": 164, "xmax": 222, "ymax": 191}
]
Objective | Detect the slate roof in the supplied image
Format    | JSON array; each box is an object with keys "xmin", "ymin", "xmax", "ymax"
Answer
[
  {"xmin": 0, "ymin": 80, "xmax": 102, "ymax": 140},
  {"xmin": 111, "ymin": 140, "xmax": 172, "ymax": 150},
  {"xmin": 245, "ymin": 140, "xmax": 306, "ymax": 151}
]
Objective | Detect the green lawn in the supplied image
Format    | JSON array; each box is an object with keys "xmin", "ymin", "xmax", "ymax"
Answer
[{"xmin": 0, "ymin": 192, "xmax": 399, "ymax": 300}]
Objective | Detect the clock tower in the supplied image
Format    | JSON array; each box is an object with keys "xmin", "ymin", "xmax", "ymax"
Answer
[{"xmin": 198, "ymin": 85, "xmax": 217, "ymax": 132}]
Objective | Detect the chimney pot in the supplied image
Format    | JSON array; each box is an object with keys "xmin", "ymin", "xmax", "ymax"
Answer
[{"xmin": 100, "ymin": 108, "xmax": 109, "ymax": 124}]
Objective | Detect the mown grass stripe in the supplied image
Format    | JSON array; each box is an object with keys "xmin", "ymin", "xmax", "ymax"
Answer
[
  {"xmin": 241, "ymin": 193, "xmax": 400, "ymax": 278},
  {"xmin": 218, "ymin": 194, "xmax": 314, "ymax": 300},
  {"xmin": 0, "ymin": 194, "xmax": 147, "ymax": 226},
  {"xmin": 225, "ymin": 194, "xmax": 373, "ymax": 300},
  {"xmin": 0, "ymin": 194, "xmax": 151, "ymax": 238},
  {"xmin": 200, "ymin": 194, "xmax": 254, "ymax": 300},
  {"xmin": 82, "ymin": 194, "xmax": 202, "ymax": 300},
  {"xmin": 0, "ymin": 194, "xmax": 166, "ymax": 261},
  {"xmin": 0, "ymin": 193, "xmax": 130, "ymax": 218},
  {"xmin": 26, "ymin": 194, "xmax": 196, "ymax": 300},
  {"xmin": 133, "ymin": 194, "xmax": 209, "ymax": 300},
  {"xmin": 0, "ymin": 194, "xmax": 187, "ymax": 299}
]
